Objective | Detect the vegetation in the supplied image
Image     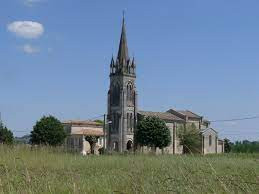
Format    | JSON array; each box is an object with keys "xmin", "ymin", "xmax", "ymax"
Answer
[
  {"xmin": 0, "ymin": 145, "xmax": 258, "ymax": 193},
  {"xmin": 30, "ymin": 115, "xmax": 66, "ymax": 146},
  {"xmin": 223, "ymin": 139, "xmax": 259, "ymax": 153},
  {"xmin": 231, "ymin": 140, "xmax": 259, "ymax": 153},
  {"xmin": 15, "ymin": 134, "xmax": 30, "ymax": 144},
  {"xmin": 93, "ymin": 119, "xmax": 104, "ymax": 125},
  {"xmin": 178, "ymin": 123, "xmax": 201, "ymax": 154},
  {"xmin": 0, "ymin": 122, "xmax": 14, "ymax": 144},
  {"xmin": 85, "ymin": 136, "xmax": 100, "ymax": 154},
  {"xmin": 224, "ymin": 138, "xmax": 232, "ymax": 153},
  {"xmin": 136, "ymin": 116, "xmax": 171, "ymax": 152}
]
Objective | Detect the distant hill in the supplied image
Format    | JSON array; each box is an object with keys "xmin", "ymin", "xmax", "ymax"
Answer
[{"xmin": 15, "ymin": 135, "xmax": 31, "ymax": 144}]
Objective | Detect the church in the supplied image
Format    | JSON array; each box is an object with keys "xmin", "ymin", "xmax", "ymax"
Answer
[
  {"xmin": 64, "ymin": 16, "xmax": 224, "ymax": 155},
  {"xmin": 106, "ymin": 16, "xmax": 224, "ymax": 154}
]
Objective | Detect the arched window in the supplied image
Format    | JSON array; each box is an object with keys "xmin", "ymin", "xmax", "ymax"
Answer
[
  {"xmin": 126, "ymin": 83, "xmax": 134, "ymax": 106},
  {"xmin": 127, "ymin": 113, "xmax": 134, "ymax": 132},
  {"xmin": 111, "ymin": 113, "xmax": 119, "ymax": 133},
  {"xmin": 209, "ymin": 135, "xmax": 212, "ymax": 146}
]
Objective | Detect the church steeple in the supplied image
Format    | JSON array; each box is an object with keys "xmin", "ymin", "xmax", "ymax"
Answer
[
  {"xmin": 117, "ymin": 15, "xmax": 129, "ymax": 64},
  {"xmin": 107, "ymin": 14, "xmax": 137, "ymax": 152},
  {"xmin": 110, "ymin": 14, "xmax": 135, "ymax": 76}
]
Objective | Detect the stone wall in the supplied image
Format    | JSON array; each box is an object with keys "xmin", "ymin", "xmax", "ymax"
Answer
[
  {"xmin": 202, "ymin": 129, "xmax": 217, "ymax": 154},
  {"xmin": 217, "ymin": 141, "xmax": 224, "ymax": 153}
]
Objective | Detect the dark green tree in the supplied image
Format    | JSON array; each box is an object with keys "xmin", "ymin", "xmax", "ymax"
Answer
[
  {"xmin": 178, "ymin": 123, "xmax": 201, "ymax": 154},
  {"xmin": 85, "ymin": 136, "xmax": 99, "ymax": 154},
  {"xmin": 223, "ymin": 138, "xmax": 232, "ymax": 153},
  {"xmin": 0, "ymin": 122, "xmax": 14, "ymax": 145},
  {"xmin": 30, "ymin": 115, "xmax": 66, "ymax": 146},
  {"xmin": 136, "ymin": 116, "xmax": 171, "ymax": 152}
]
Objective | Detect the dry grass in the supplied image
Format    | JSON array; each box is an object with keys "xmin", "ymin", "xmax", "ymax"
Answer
[{"xmin": 0, "ymin": 145, "xmax": 258, "ymax": 193}]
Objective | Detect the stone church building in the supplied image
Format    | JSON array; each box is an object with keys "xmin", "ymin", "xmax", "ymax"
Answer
[
  {"xmin": 64, "ymin": 16, "xmax": 224, "ymax": 155},
  {"xmin": 106, "ymin": 16, "xmax": 224, "ymax": 154}
]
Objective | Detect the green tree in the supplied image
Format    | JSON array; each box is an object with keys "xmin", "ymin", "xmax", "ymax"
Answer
[
  {"xmin": 231, "ymin": 140, "xmax": 259, "ymax": 153},
  {"xmin": 178, "ymin": 123, "xmax": 201, "ymax": 154},
  {"xmin": 0, "ymin": 122, "xmax": 14, "ymax": 145},
  {"xmin": 93, "ymin": 120, "xmax": 104, "ymax": 125},
  {"xmin": 30, "ymin": 115, "xmax": 67, "ymax": 146},
  {"xmin": 85, "ymin": 136, "xmax": 100, "ymax": 154},
  {"xmin": 136, "ymin": 116, "xmax": 171, "ymax": 152},
  {"xmin": 223, "ymin": 138, "xmax": 232, "ymax": 153}
]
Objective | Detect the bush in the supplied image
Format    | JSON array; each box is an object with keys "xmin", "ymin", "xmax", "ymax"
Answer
[
  {"xmin": 30, "ymin": 115, "xmax": 66, "ymax": 146},
  {"xmin": 136, "ymin": 116, "xmax": 171, "ymax": 152},
  {"xmin": 178, "ymin": 123, "xmax": 201, "ymax": 154},
  {"xmin": 0, "ymin": 122, "xmax": 14, "ymax": 145}
]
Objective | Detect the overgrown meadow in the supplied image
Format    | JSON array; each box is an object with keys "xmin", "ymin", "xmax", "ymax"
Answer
[{"xmin": 0, "ymin": 145, "xmax": 258, "ymax": 193}]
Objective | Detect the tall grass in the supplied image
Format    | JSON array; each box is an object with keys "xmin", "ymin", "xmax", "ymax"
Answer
[{"xmin": 0, "ymin": 145, "xmax": 258, "ymax": 193}]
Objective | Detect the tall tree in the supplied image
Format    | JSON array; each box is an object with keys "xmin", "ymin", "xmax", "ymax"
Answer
[
  {"xmin": 0, "ymin": 122, "xmax": 14, "ymax": 145},
  {"xmin": 30, "ymin": 115, "xmax": 67, "ymax": 146},
  {"xmin": 136, "ymin": 116, "xmax": 171, "ymax": 152},
  {"xmin": 178, "ymin": 123, "xmax": 201, "ymax": 154}
]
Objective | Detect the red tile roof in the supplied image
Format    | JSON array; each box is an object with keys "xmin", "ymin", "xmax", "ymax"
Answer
[
  {"xmin": 63, "ymin": 120, "xmax": 102, "ymax": 126},
  {"xmin": 72, "ymin": 128, "xmax": 104, "ymax": 136},
  {"xmin": 138, "ymin": 111, "xmax": 184, "ymax": 122},
  {"xmin": 177, "ymin": 110, "xmax": 202, "ymax": 119}
]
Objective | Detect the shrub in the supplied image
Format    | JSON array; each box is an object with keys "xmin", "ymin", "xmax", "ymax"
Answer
[
  {"xmin": 30, "ymin": 115, "xmax": 66, "ymax": 146},
  {"xmin": 0, "ymin": 122, "xmax": 14, "ymax": 145},
  {"xmin": 136, "ymin": 116, "xmax": 171, "ymax": 152}
]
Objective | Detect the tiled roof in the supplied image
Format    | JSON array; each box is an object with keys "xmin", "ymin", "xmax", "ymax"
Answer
[
  {"xmin": 200, "ymin": 128, "xmax": 218, "ymax": 134},
  {"xmin": 72, "ymin": 128, "xmax": 104, "ymax": 136},
  {"xmin": 177, "ymin": 110, "xmax": 202, "ymax": 119},
  {"xmin": 138, "ymin": 111, "xmax": 184, "ymax": 122},
  {"xmin": 63, "ymin": 120, "xmax": 102, "ymax": 126}
]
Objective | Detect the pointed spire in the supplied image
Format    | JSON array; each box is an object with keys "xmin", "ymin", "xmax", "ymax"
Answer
[
  {"xmin": 110, "ymin": 55, "xmax": 115, "ymax": 74},
  {"xmin": 110, "ymin": 55, "xmax": 115, "ymax": 67},
  {"xmin": 132, "ymin": 57, "xmax": 136, "ymax": 67},
  {"xmin": 117, "ymin": 12, "xmax": 129, "ymax": 64}
]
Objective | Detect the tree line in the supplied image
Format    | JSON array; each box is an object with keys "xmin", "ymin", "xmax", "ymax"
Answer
[
  {"xmin": 224, "ymin": 139, "xmax": 259, "ymax": 153},
  {"xmin": 1, "ymin": 115, "xmax": 258, "ymax": 154}
]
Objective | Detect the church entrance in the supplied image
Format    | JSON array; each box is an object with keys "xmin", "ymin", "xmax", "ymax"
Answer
[{"xmin": 126, "ymin": 140, "xmax": 133, "ymax": 151}]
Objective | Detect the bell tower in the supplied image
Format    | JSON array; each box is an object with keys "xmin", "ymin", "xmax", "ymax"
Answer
[{"xmin": 107, "ymin": 15, "xmax": 137, "ymax": 152}]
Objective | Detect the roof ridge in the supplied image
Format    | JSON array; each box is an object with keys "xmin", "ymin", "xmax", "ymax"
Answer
[{"xmin": 185, "ymin": 110, "xmax": 201, "ymax": 117}]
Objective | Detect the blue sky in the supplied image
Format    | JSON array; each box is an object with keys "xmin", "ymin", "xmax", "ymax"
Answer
[{"xmin": 0, "ymin": 0, "xmax": 258, "ymax": 141}]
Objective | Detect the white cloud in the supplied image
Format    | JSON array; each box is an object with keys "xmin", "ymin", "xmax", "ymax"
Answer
[
  {"xmin": 7, "ymin": 21, "xmax": 44, "ymax": 39},
  {"xmin": 22, "ymin": 44, "xmax": 40, "ymax": 54}
]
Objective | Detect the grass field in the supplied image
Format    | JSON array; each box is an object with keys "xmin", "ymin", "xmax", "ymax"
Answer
[{"xmin": 0, "ymin": 145, "xmax": 258, "ymax": 193}]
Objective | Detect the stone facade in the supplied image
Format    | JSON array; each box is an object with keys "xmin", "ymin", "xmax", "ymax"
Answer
[
  {"xmin": 63, "ymin": 120, "xmax": 104, "ymax": 155},
  {"xmin": 106, "ymin": 17, "xmax": 224, "ymax": 154},
  {"xmin": 201, "ymin": 128, "xmax": 218, "ymax": 154},
  {"xmin": 107, "ymin": 16, "xmax": 137, "ymax": 152},
  {"xmin": 137, "ymin": 110, "xmax": 224, "ymax": 154},
  {"xmin": 217, "ymin": 139, "xmax": 225, "ymax": 153}
]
